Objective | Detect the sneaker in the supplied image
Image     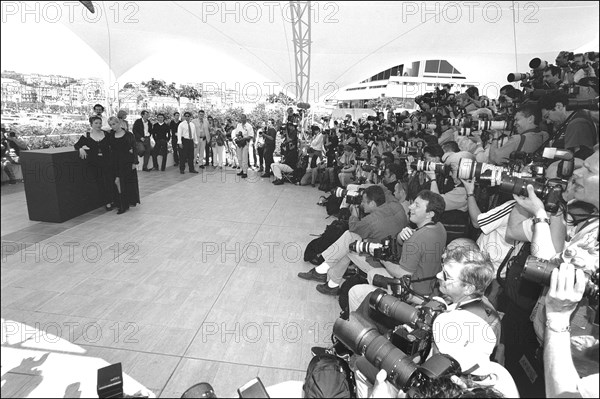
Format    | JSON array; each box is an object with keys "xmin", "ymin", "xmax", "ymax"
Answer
[
  {"xmin": 237, "ymin": 171, "xmax": 244, "ymax": 176},
  {"xmin": 241, "ymin": 173, "xmax": 248, "ymax": 178},
  {"xmin": 261, "ymin": 173, "xmax": 271, "ymax": 178},
  {"xmin": 198, "ymin": 165, "xmax": 205, "ymax": 169},
  {"xmin": 273, "ymin": 179, "xmax": 284, "ymax": 185},
  {"xmin": 189, "ymin": 170, "xmax": 199, "ymax": 174},
  {"xmin": 297, "ymin": 268, "xmax": 327, "ymax": 283}
]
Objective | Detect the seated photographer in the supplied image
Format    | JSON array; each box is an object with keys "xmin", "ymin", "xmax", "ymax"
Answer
[
  {"xmin": 348, "ymin": 190, "xmax": 447, "ymax": 310},
  {"xmin": 488, "ymin": 103, "xmax": 549, "ymax": 165},
  {"xmin": 353, "ymin": 247, "xmax": 516, "ymax": 398},
  {"xmin": 339, "ymin": 163, "xmax": 404, "ymax": 210},
  {"xmin": 544, "ymin": 263, "xmax": 599, "ymax": 398},
  {"xmin": 298, "ymin": 185, "xmax": 408, "ymax": 296},
  {"xmin": 271, "ymin": 127, "xmax": 299, "ymax": 185},
  {"xmin": 337, "ymin": 145, "xmax": 358, "ymax": 187},
  {"xmin": 509, "ymin": 146, "xmax": 599, "ymax": 382},
  {"xmin": 539, "ymin": 91, "xmax": 598, "ymax": 160},
  {"xmin": 427, "ymin": 151, "xmax": 471, "ymax": 243},
  {"xmin": 299, "ymin": 148, "xmax": 325, "ymax": 187}
]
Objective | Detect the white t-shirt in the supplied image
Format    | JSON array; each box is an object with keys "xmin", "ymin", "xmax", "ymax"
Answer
[{"xmin": 476, "ymin": 200, "xmax": 520, "ymax": 277}]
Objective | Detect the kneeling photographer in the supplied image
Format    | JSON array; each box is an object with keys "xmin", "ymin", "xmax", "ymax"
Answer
[
  {"xmin": 298, "ymin": 185, "xmax": 408, "ymax": 296},
  {"xmin": 336, "ymin": 247, "xmax": 516, "ymax": 398}
]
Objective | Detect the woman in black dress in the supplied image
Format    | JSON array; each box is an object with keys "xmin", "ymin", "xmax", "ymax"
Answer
[
  {"xmin": 108, "ymin": 116, "xmax": 140, "ymax": 214},
  {"xmin": 74, "ymin": 116, "xmax": 115, "ymax": 210}
]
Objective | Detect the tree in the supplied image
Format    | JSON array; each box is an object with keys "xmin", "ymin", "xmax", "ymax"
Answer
[
  {"xmin": 365, "ymin": 96, "xmax": 402, "ymax": 113},
  {"xmin": 266, "ymin": 92, "xmax": 296, "ymax": 106},
  {"xmin": 167, "ymin": 83, "xmax": 201, "ymax": 108},
  {"xmin": 141, "ymin": 78, "xmax": 169, "ymax": 96}
]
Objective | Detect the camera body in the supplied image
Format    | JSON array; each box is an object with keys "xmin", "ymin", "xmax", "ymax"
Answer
[{"xmin": 349, "ymin": 236, "xmax": 395, "ymax": 260}]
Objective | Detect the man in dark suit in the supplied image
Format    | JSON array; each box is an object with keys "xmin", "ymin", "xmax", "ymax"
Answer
[
  {"xmin": 132, "ymin": 110, "xmax": 154, "ymax": 171},
  {"xmin": 151, "ymin": 113, "xmax": 171, "ymax": 171},
  {"xmin": 170, "ymin": 112, "xmax": 181, "ymax": 167}
]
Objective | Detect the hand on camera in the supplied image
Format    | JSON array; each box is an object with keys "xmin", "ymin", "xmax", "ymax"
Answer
[
  {"xmin": 398, "ymin": 227, "xmax": 414, "ymax": 241},
  {"xmin": 513, "ymin": 184, "xmax": 545, "ymax": 217},
  {"xmin": 545, "ymin": 263, "xmax": 586, "ymax": 321},
  {"xmin": 460, "ymin": 179, "xmax": 475, "ymax": 195}
]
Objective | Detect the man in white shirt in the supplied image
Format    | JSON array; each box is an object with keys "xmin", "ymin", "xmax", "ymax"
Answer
[
  {"xmin": 191, "ymin": 110, "xmax": 210, "ymax": 168},
  {"xmin": 177, "ymin": 111, "xmax": 199, "ymax": 174},
  {"xmin": 234, "ymin": 114, "xmax": 254, "ymax": 178}
]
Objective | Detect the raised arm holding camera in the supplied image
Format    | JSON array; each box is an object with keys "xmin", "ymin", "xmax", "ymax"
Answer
[{"xmin": 509, "ymin": 145, "xmax": 599, "ymax": 393}]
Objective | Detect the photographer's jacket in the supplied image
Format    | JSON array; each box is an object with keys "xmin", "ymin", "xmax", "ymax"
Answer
[{"xmin": 348, "ymin": 198, "xmax": 408, "ymax": 242}]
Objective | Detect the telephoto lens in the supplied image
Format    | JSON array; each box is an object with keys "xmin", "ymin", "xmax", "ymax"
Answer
[
  {"xmin": 499, "ymin": 176, "xmax": 545, "ymax": 198},
  {"xmin": 396, "ymin": 147, "xmax": 423, "ymax": 156},
  {"xmin": 522, "ymin": 256, "xmax": 599, "ymax": 299},
  {"xmin": 334, "ymin": 187, "xmax": 348, "ymax": 198},
  {"xmin": 456, "ymin": 127, "xmax": 474, "ymax": 137},
  {"xmin": 410, "ymin": 160, "xmax": 450, "ymax": 175},
  {"xmin": 369, "ymin": 288, "xmax": 419, "ymax": 325},
  {"xmin": 477, "ymin": 120, "xmax": 507, "ymax": 131},
  {"xmin": 457, "ymin": 158, "xmax": 506, "ymax": 187},
  {"xmin": 333, "ymin": 313, "xmax": 419, "ymax": 390},
  {"xmin": 507, "ymin": 72, "xmax": 532, "ymax": 82}
]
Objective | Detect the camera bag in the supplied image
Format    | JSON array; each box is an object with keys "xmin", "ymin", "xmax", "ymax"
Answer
[
  {"xmin": 304, "ymin": 220, "xmax": 348, "ymax": 262},
  {"xmin": 501, "ymin": 242, "xmax": 543, "ymax": 313},
  {"xmin": 303, "ymin": 354, "xmax": 356, "ymax": 398}
]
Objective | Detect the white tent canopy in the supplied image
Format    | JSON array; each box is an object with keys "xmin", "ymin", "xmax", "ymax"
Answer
[{"xmin": 26, "ymin": 1, "xmax": 600, "ymax": 100}]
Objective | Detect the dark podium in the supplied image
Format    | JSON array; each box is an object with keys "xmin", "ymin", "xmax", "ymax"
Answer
[{"xmin": 21, "ymin": 148, "xmax": 105, "ymax": 223}]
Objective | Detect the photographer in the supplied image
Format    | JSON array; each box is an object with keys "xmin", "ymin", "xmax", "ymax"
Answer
[
  {"xmin": 488, "ymin": 103, "xmax": 549, "ymax": 165},
  {"xmin": 271, "ymin": 121, "xmax": 298, "ymax": 185},
  {"xmin": 352, "ymin": 247, "xmax": 517, "ymax": 398},
  {"xmin": 298, "ymin": 185, "xmax": 408, "ymax": 296},
  {"xmin": 233, "ymin": 114, "xmax": 254, "ymax": 178},
  {"xmin": 337, "ymin": 145, "xmax": 358, "ymax": 187},
  {"xmin": 425, "ymin": 151, "xmax": 471, "ymax": 243},
  {"xmin": 539, "ymin": 91, "xmax": 598, "ymax": 160},
  {"xmin": 348, "ymin": 190, "xmax": 447, "ymax": 309},
  {"xmin": 261, "ymin": 118, "xmax": 277, "ymax": 177},
  {"xmin": 509, "ymin": 146, "xmax": 599, "ymax": 391},
  {"xmin": 544, "ymin": 263, "xmax": 599, "ymax": 398},
  {"xmin": 542, "ymin": 65, "xmax": 562, "ymax": 90}
]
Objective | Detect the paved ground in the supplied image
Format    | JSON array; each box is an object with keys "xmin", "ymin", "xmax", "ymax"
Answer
[{"xmin": 1, "ymin": 165, "xmax": 339, "ymax": 398}]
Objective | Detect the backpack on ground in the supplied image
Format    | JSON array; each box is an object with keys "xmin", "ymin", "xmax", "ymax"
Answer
[
  {"xmin": 303, "ymin": 354, "xmax": 356, "ymax": 398},
  {"xmin": 304, "ymin": 219, "xmax": 349, "ymax": 262}
]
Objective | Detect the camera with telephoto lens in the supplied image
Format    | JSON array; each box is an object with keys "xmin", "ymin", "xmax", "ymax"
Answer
[
  {"xmin": 368, "ymin": 289, "xmax": 446, "ymax": 357},
  {"xmin": 410, "ymin": 160, "xmax": 450, "ymax": 175},
  {"xmin": 416, "ymin": 123, "xmax": 437, "ymax": 131},
  {"xmin": 499, "ymin": 148, "xmax": 575, "ymax": 213},
  {"xmin": 345, "ymin": 188, "xmax": 365, "ymax": 205},
  {"xmin": 522, "ymin": 256, "xmax": 599, "ymax": 300},
  {"xmin": 333, "ymin": 292, "xmax": 453, "ymax": 391},
  {"xmin": 349, "ymin": 236, "xmax": 395, "ymax": 260},
  {"xmin": 361, "ymin": 163, "xmax": 386, "ymax": 178},
  {"xmin": 396, "ymin": 147, "xmax": 424, "ymax": 157},
  {"xmin": 457, "ymin": 158, "xmax": 533, "ymax": 187},
  {"xmin": 500, "ymin": 176, "xmax": 566, "ymax": 213}
]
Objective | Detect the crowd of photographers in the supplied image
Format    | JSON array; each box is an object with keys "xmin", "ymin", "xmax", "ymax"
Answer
[{"xmin": 274, "ymin": 50, "xmax": 600, "ymax": 398}]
